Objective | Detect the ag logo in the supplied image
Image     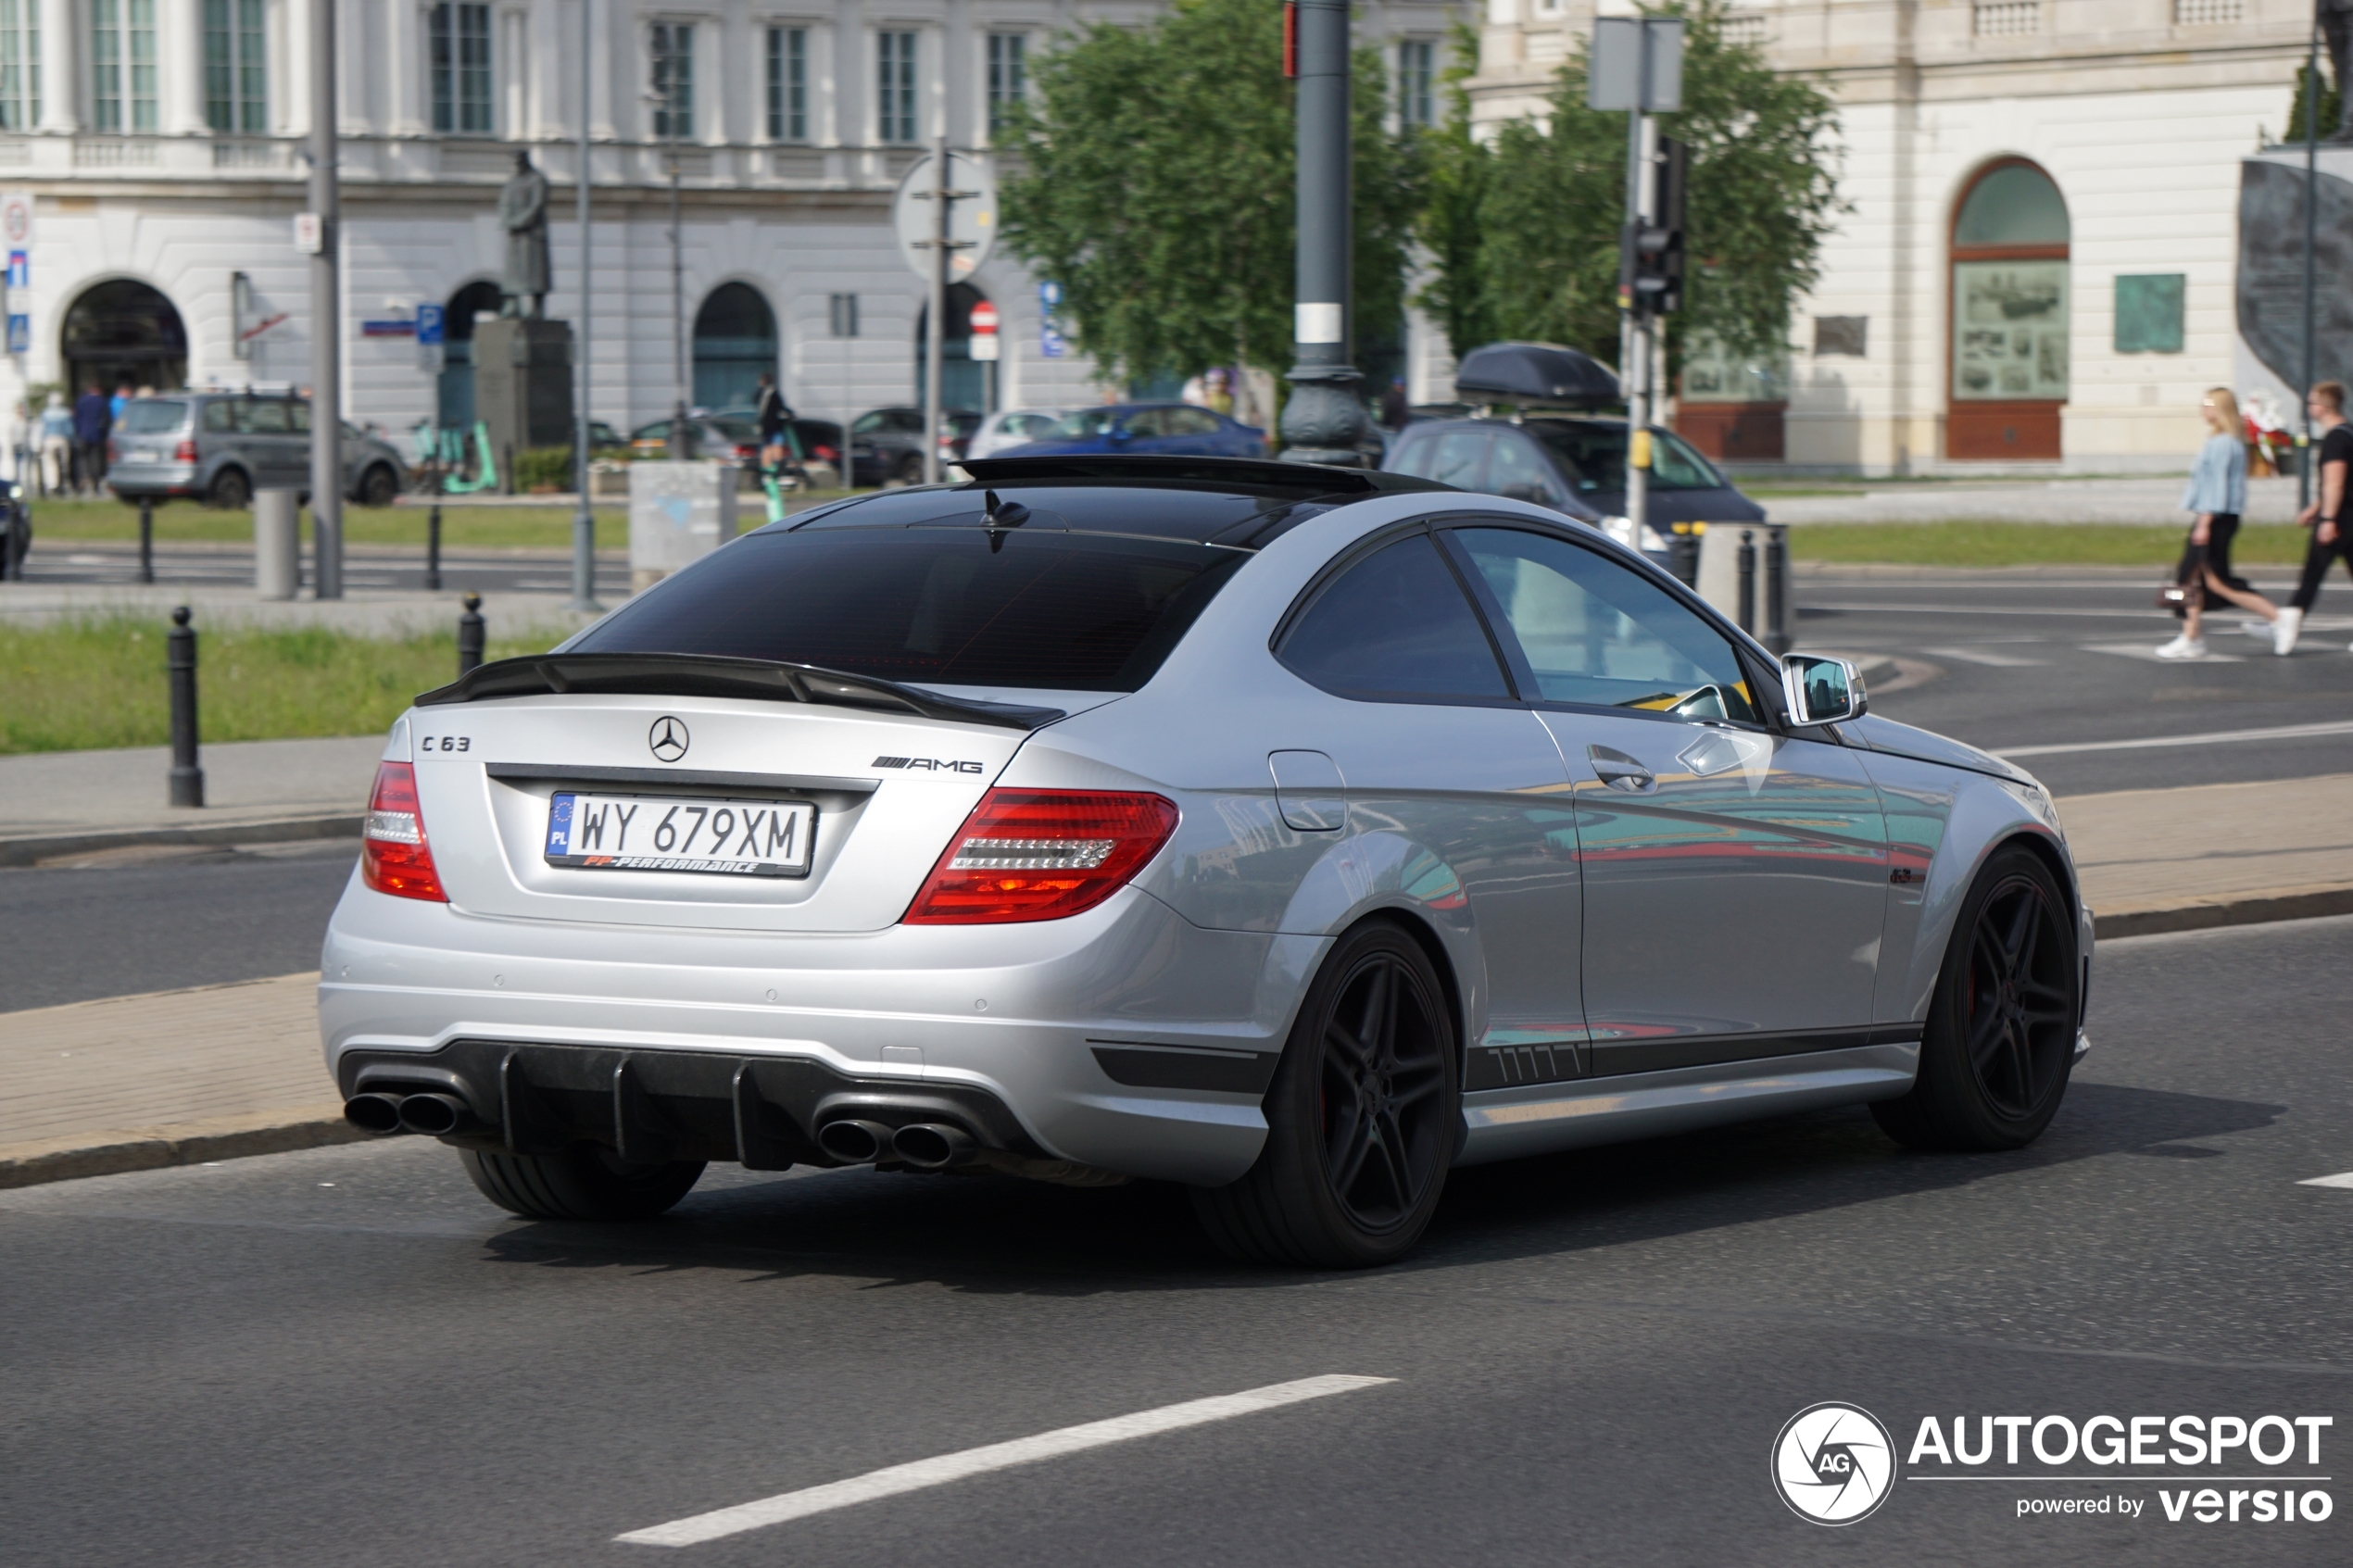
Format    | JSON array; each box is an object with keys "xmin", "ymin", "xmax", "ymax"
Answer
[
  {"xmin": 648, "ymin": 716, "xmax": 690, "ymax": 763},
  {"xmin": 1771, "ymin": 1402, "xmax": 1896, "ymax": 1524}
]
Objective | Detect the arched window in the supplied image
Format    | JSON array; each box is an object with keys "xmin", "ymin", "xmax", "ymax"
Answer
[
  {"xmin": 913, "ymin": 282, "xmax": 995, "ymax": 413},
  {"xmin": 1949, "ymin": 159, "xmax": 2070, "ymax": 460},
  {"xmin": 62, "ymin": 280, "xmax": 188, "ymax": 394},
  {"xmin": 693, "ymin": 282, "xmax": 777, "ymax": 410}
]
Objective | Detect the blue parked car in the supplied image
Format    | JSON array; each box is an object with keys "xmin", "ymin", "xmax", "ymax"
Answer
[{"xmin": 1000, "ymin": 402, "xmax": 1265, "ymax": 459}]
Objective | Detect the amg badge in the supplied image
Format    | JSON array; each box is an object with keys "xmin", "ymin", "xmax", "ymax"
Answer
[{"xmin": 873, "ymin": 756, "xmax": 985, "ymax": 773}]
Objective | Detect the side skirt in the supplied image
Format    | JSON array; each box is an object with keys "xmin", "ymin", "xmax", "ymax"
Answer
[{"xmin": 1453, "ymin": 1041, "xmax": 1919, "ymax": 1167}]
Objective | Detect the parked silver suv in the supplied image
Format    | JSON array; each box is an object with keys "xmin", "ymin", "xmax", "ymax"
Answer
[{"xmin": 107, "ymin": 392, "xmax": 410, "ymax": 510}]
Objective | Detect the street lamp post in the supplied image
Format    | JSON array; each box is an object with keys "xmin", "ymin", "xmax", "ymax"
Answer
[
  {"xmin": 2303, "ymin": 5, "xmax": 2321, "ymax": 508},
  {"xmin": 1277, "ymin": 0, "xmax": 1374, "ymax": 468},
  {"xmin": 571, "ymin": 0, "xmax": 600, "ymax": 610},
  {"xmin": 308, "ymin": 0, "xmax": 343, "ymax": 598}
]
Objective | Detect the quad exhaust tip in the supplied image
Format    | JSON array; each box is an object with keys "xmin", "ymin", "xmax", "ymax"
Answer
[
  {"xmin": 815, "ymin": 1118, "xmax": 894, "ymax": 1164},
  {"xmin": 891, "ymin": 1123, "xmax": 977, "ymax": 1171},
  {"xmin": 344, "ymin": 1091, "xmax": 479, "ymax": 1137}
]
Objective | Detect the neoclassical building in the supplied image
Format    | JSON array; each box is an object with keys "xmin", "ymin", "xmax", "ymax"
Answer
[
  {"xmin": 1467, "ymin": 0, "xmax": 2313, "ymax": 471},
  {"xmin": 5, "ymin": 0, "xmax": 1463, "ymax": 439}
]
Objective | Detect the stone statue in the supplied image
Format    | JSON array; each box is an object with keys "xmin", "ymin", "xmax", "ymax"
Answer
[
  {"xmin": 2324, "ymin": 0, "xmax": 2353, "ymax": 141},
  {"xmin": 497, "ymin": 151, "xmax": 552, "ymax": 318}
]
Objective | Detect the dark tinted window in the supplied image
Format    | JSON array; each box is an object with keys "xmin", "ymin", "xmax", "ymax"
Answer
[
  {"xmin": 1277, "ymin": 533, "xmax": 1509, "ymax": 702},
  {"xmin": 117, "ymin": 400, "xmax": 188, "ymax": 435},
  {"xmin": 569, "ymin": 528, "xmax": 1243, "ymax": 692},
  {"xmin": 202, "ymin": 400, "xmax": 236, "ymax": 433},
  {"xmin": 1527, "ymin": 422, "xmax": 1724, "ymax": 494}
]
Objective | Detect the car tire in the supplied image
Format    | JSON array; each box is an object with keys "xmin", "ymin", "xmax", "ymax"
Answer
[
  {"xmin": 357, "ymin": 463, "xmax": 398, "ymax": 508},
  {"xmin": 459, "ymin": 1145, "xmax": 706, "ymax": 1221},
  {"xmin": 206, "ymin": 468, "xmax": 251, "ymax": 510},
  {"xmin": 1192, "ymin": 921, "xmax": 1460, "ymax": 1268},
  {"xmin": 1871, "ymin": 845, "xmax": 2079, "ymax": 1153}
]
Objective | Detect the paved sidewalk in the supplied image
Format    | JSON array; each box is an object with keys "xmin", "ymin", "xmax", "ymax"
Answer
[
  {"xmin": 0, "ymin": 735, "xmax": 387, "ymax": 863},
  {"xmin": 2062, "ymin": 773, "xmax": 2353, "ymax": 935}
]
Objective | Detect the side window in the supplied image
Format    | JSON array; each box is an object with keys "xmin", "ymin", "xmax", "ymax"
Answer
[
  {"xmin": 849, "ymin": 412, "xmax": 886, "ymax": 437},
  {"xmin": 289, "ymin": 402, "xmax": 311, "ymax": 433},
  {"xmin": 245, "ymin": 400, "xmax": 289, "ymax": 434},
  {"xmin": 887, "ymin": 408, "xmax": 926, "ymax": 433},
  {"xmin": 1121, "ymin": 409, "xmax": 1170, "ymax": 438},
  {"xmin": 1277, "ymin": 532, "xmax": 1510, "ymax": 702},
  {"xmin": 1164, "ymin": 407, "xmax": 1220, "ymax": 435},
  {"xmin": 1650, "ymin": 431, "xmax": 1720, "ymax": 490},
  {"xmin": 1429, "ymin": 430, "xmax": 1489, "ymax": 490},
  {"xmin": 1387, "ymin": 432, "xmax": 1435, "ymax": 478},
  {"xmin": 1451, "ymin": 526, "xmax": 1759, "ymax": 721},
  {"xmin": 202, "ymin": 401, "xmax": 236, "ymax": 433},
  {"xmin": 1486, "ymin": 432, "xmax": 1566, "ymax": 506}
]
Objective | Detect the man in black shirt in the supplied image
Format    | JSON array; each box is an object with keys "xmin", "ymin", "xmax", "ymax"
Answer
[
  {"xmin": 754, "ymin": 371, "xmax": 792, "ymax": 474},
  {"xmin": 2280, "ymin": 380, "xmax": 2353, "ymax": 654}
]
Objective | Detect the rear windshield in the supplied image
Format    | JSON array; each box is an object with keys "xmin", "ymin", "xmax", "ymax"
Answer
[
  {"xmin": 117, "ymin": 400, "xmax": 188, "ymax": 435},
  {"xmin": 568, "ymin": 528, "xmax": 1245, "ymax": 691}
]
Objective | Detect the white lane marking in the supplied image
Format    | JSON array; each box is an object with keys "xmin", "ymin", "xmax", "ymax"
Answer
[
  {"xmin": 1995, "ymin": 719, "xmax": 2353, "ymax": 759},
  {"xmin": 2298, "ymin": 1171, "xmax": 2353, "ymax": 1189},
  {"xmin": 615, "ymin": 1374, "xmax": 1395, "ymax": 1548},
  {"xmin": 1919, "ymin": 645, "xmax": 2046, "ymax": 667},
  {"xmin": 1806, "ymin": 602, "xmax": 2184, "ymax": 619},
  {"xmin": 2079, "ymin": 640, "xmax": 2246, "ymax": 664}
]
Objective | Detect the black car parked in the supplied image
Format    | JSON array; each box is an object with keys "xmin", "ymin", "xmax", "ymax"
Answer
[{"xmin": 1383, "ymin": 415, "xmax": 1765, "ymax": 574}]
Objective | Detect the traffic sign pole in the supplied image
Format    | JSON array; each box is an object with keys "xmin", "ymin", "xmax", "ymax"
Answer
[{"xmin": 925, "ymin": 133, "xmax": 948, "ymax": 485}]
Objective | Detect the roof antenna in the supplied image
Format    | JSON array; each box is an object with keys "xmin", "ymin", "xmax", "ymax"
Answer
[{"xmin": 982, "ymin": 489, "xmax": 1030, "ymax": 552}]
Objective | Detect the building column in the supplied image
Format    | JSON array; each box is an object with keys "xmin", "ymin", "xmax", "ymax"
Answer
[
  {"xmin": 36, "ymin": 0, "xmax": 77, "ymax": 132},
  {"xmin": 169, "ymin": 0, "xmax": 211, "ymax": 135}
]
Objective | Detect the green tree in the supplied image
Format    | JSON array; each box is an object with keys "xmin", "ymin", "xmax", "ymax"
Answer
[
  {"xmin": 1427, "ymin": 0, "xmax": 1843, "ymax": 373},
  {"xmin": 1412, "ymin": 22, "xmax": 1503, "ymax": 358},
  {"xmin": 997, "ymin": 0, "xmax": 1421, "ymax": 391}
]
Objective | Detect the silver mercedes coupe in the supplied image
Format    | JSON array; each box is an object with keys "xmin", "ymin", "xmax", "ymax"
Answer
[{"xmin": 321, "ymin": 455, "xmax": 2090, "ymax": 1267}]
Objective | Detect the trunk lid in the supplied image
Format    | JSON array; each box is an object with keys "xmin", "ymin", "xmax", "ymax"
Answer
[{"xmin": 405, "ymin": 681, "xmax": 1048, "ymax": 933}]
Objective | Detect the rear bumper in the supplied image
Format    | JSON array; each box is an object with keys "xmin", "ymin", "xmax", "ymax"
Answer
[{"xmin": 320, "ymin": 880, "xmax": 1319, "ymax": 1185}]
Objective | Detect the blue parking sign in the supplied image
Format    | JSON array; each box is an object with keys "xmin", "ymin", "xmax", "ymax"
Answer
[
  {"xmin": 6, "ymin": 314, "xmax": 26, "ymax": 355},
  {"xmin": 415, "ymin": 302, "xmax": 445, "ymax": 346},
  {"xmin": 1038, "ymin": 281, "xmax": 1064, "ymax": 358},
  {"xmin": 5, "ymin": 250, "xmax": 24, "ymax": 290}
]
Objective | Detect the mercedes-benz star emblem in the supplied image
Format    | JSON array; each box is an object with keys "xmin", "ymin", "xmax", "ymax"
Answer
[{"xmin": 648, "ymin": 717, "xmax": 690, "ymax": 763}]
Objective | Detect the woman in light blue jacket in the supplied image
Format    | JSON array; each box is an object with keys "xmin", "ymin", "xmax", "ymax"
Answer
[{"xmin": 2158, "ymin": 387, "xmax": 2279, "ymax": 659}]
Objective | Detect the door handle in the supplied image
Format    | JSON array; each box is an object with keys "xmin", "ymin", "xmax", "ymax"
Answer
[{"xmin": 1587, "ymin": 745, "xmax": 1656, "ymax": 795}]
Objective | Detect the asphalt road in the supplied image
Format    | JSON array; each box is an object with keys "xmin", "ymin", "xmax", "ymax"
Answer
[
  {"xmin": 5, "ymin": 914, "xmax": 2348, "ymax": 1567},
  {"xmin": 1795, "ymin": 565, "xmax": 2353, "ymax": 795}
]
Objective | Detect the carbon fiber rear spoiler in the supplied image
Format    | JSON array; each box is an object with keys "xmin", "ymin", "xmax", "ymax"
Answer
[{"xmin": 412, "ymin": 653, "xmax": 1066, "ymax": 732}]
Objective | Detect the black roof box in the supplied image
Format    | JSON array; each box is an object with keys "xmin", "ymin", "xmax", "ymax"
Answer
[{"xmin": 1453, "ymin": 342, "xmax": 1621, "ymax": 408}]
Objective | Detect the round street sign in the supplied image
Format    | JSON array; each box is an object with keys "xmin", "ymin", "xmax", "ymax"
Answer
[
  {"xmin": 891, "ymin": 151, "xmax": 998, "ymax": 284},
  {"xmin": 969, "ymin": 301, "xmax": 1000, "ymax": 334}
]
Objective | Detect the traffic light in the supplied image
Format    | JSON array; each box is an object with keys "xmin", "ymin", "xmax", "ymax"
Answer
[{"xmin": 1620, "ymin": 136, "xmax": 1688, "ymax": 317}]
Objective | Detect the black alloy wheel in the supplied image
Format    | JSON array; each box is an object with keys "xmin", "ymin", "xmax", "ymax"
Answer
[
  {"xmin": 1873, "ymin": 846, "xmax": 2078, "ymax": 1151},
  {"xmin": 1194, "ymin": 922, "xmax": 1459, "ymax": 1267},
  {"xmin": 207, "ymin": 467, "xmax": 251, "ymax": 510}
]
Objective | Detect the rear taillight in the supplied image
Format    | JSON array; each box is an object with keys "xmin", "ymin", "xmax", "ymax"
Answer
[
  {"xmin": 812, "ymin": 444, "xmax": 838, "ymax": 460},
  {"xmin": 361, "ymin": 761, "xmax": 447, "ymax": 901},
  {"xmin": 173, "ymin": 438, "xmax": 197, "ymax": 462},
  {"xmin": 902, "ymin": 789, "xmax": 1178, "ymax": 924}
]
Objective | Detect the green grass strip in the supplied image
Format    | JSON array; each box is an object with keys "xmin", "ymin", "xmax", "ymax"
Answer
[{"xmin": 0, "ymin": 612, "xmax": 573, "ymax": 756}]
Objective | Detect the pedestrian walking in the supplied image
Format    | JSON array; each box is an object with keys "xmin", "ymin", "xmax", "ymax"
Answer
[
  {"xmin": 37, "ymin": 393, "xmax": 71, "ymax": 496},
  {"xmin": 71, "ymin": 383, "xmax": 112, "ymax": 495},
  {"xmin": 2158, "ymin": 387, "xmax": 2279, "ymax": 659},
  {"xmin": 2274, "ymin": 380, "xmax": 2353, "ymax": 655},
  {"xmin": 753, "ymin": 370, "xmax": 793, "ymax": 474}
]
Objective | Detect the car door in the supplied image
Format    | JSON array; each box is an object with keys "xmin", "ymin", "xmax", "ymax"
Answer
[
  {"xmin": 1273, "ymin": 526, "xmax": 1589, "ymax": 1089},
  {"xmin": 1442, "ymin": 521, "xmax": 1890, "ymax": 1072},
  {"xmin": 241, "ymin": 397, "xmax": 301, "ymax": 489}
]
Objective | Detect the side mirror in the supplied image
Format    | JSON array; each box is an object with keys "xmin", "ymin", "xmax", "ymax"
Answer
[{"xmin": 1780, "ymin": 654, "xmax": 1866, "ymax": 726}]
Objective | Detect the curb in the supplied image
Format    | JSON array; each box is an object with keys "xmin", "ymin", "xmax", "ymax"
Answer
[
  {"xmin": 0, "ymin": 1108, "xmax": 366, "ymax": 1190},
  {"xmin": 2094, "ymin": 884, "xmax": 2353, "ymax": 940},
  {"xmin": 0, "ymin": 811, "xmax": 362, "ymax": 868}
]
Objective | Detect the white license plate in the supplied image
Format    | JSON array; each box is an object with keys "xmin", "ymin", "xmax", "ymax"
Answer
[{"xmin": 544, "ymin": 792, "xmax": 815, "ymax": 878}]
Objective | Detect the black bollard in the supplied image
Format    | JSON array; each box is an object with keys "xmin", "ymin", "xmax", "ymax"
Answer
[
  {"xmin": 138, "ymin": 495, "xmax": 155, "ymax": 583},
  {"xmin": 167, "ymin": 606, "xmax": 205, "ymax": 807},
  {"xmin": 1763, "ymin": 525, "xmax": 1790, "ymax": 656},
  {"xmin": 1737, "ymin": 529, "xmax": 1757, "ymax": 636},
  {"xmin": 1668, "ymin": 522, "xmax": 1701, "ymax": 588},
  {"xmin": 426, "ymin": 495, "xmax": 443, "ymax": 592},
  {"xmin": 457, "ymin": 591, "xmax": 485, "ymax": 677}
]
